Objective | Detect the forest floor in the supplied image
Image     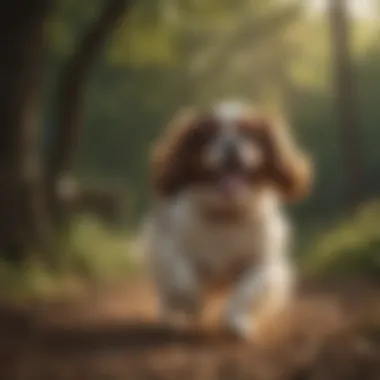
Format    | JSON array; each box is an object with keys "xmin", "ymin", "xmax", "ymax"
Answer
[{"xmin": 1, "ymin": 276, "xmax": 380, "ymax": 380}]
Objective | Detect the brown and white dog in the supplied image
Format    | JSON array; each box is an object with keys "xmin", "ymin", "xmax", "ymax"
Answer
[{"xmin": 141, "ymin": 101, "xmax": 312, "ymax": 340}]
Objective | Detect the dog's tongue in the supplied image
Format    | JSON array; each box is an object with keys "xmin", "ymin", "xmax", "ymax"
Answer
[{"xmin": 218, "ymin": 174, "xmax": 244, "ymax": 197}]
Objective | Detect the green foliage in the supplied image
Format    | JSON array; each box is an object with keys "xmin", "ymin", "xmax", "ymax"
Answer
[
  {"xmin": 66, "ymin": 216, "xmax": 138, "ymax": 278},
  {"xmin": 46, "ymin": 0, "xmax": 103, "ymax": 58},
  {"xmin": 301, "ymin": 201, "xmax": 380, "ymax": 277},
  {"xmin": 0, "ymin": 216, "xmax": 139, "ymax": 299}
]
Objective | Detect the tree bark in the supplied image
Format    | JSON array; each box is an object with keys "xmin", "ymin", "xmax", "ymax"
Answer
[
  {"xmin": 48, "ymin": 0, "xmax": 134, "ymax": 226},
  {"xmin": 329, "ymin": 0, "xmax": 365, "ymax": 206},
  {"xmin": 0, "ymin": 1, "xmax": 53, "ymax": 262}
]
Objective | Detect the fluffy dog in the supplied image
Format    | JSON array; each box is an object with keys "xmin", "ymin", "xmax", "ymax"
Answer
[{"xmin": 141, "ymin": 101, "xmax": 312, "ymax": 340}]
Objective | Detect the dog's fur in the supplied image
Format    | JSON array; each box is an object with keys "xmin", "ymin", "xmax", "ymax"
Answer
[{"xmin": 141, "ymin": 101, "xmax": 312, "ymax": 339}]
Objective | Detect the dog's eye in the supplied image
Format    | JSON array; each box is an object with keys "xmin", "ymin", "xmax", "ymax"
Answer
[
  {"xmin": 188, "ymin": 119, "xmax": 217, "ymax": 146},
  {"xmin": 184, "ymin": 129, "xmax": 210, "ymax": 150}
]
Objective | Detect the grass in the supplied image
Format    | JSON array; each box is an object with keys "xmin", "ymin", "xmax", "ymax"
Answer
[
  {"xmin": 64, "ymin": 216, "xmax": 139, "ymax": 278},
  {"xmin": 0, "ymin": 216, "xmax": 140, "ymax": 300}
]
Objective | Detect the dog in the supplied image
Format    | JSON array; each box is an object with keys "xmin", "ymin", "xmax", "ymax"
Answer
[{"xmin": 140, "ymin": 101, "xmax": 312, "ymax": 340}]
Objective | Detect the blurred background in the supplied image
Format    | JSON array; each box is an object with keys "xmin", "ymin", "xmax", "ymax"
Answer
[
  {"xmin": 0, "ymin": 0, "xmax": 380, "ymax": 297},
  {"xmin": 1, "ymin": 1, "xmax": 380, "ymax": 379}
]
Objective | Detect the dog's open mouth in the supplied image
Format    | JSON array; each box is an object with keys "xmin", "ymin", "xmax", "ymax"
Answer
[{"xmin": 218, "ymin": 172, "xmax": 248, "ymax": 198}]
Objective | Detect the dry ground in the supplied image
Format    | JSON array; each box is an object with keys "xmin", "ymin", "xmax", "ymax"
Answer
[{"xmin": 0, "ymin": 277, "xmax": 379, "ymax": 380}]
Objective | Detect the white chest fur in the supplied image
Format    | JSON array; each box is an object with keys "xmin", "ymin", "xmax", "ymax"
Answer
[
  {"xmin": 163, "ymin": 191, "xmax": 280, "ymax": 279},
  {"xmin": 143, "ymin": 188, "xmax": 289, "ymax": 290}
]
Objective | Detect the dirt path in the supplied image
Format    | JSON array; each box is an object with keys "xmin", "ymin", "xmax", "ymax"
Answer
[{"xmin": 0, "ymin": 278, "xmax": 379, "ymax": 380}]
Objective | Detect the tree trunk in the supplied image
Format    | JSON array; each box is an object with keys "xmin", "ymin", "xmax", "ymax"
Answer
[
  {"xmin": 329, "ymin": 0, "xmax": 365, "ymax": 206},
  {"xmin": 47, "ymin": 0, "xmax": 134, "ymax": 226},
  {"xmin": 0, "ymin": 1, "xmax": 53, "ymax": 262}
]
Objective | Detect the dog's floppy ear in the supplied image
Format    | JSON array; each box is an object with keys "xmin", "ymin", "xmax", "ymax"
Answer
[
  {"xmin": 260, "ymin": 116, "xmax": 313, "ymax": 202},
  {"xmin": 150, "ymin": 107, "xmax": 197, "ymax": 197}
]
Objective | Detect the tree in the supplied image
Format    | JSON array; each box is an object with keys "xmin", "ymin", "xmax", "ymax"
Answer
[
  {"xmin": 47, "ymin": 0, "xmax": 135, "ymax": 226},
  {"xmin": 329, "ymin": 0, "xmax": 365, "ymax": 206},
  {"xmin": 0, "ymin": 1, "xmax": 54, "ymax": 262}
]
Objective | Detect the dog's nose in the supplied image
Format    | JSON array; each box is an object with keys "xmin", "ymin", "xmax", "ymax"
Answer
[{"xmin": 223, "ymin": 142, "xmax": 240, "ymax": 169}]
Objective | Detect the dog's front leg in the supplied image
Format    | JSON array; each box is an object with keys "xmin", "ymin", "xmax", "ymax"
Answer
[
  {"xmin": 223, "ymin": 261, "xmax": 293, "ymax": 339},
  {"xmin": 223, "ymin": 220, "xmax": 293, "ymax": 340},
  {"xmin": 150, "ymin": 238, "xmax": 201, "ymax": 327}
]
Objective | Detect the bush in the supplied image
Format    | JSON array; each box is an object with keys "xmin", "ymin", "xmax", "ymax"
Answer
[
  {"xmin": 300, "ymin": 201, "xmax": 380, "ymax": 278},
  {"xmin": 0, "ymin": 216, "xmax": 139, "ymax": 300}
]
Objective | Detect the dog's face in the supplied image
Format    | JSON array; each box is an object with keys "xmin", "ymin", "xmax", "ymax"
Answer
[
  {"xmin": 152, "ymin": 102, "xmax": 312, "ymax": 203},
  {"xmin": 200, "ymin": 103, "xmax": 267, "ymax": 199}
]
